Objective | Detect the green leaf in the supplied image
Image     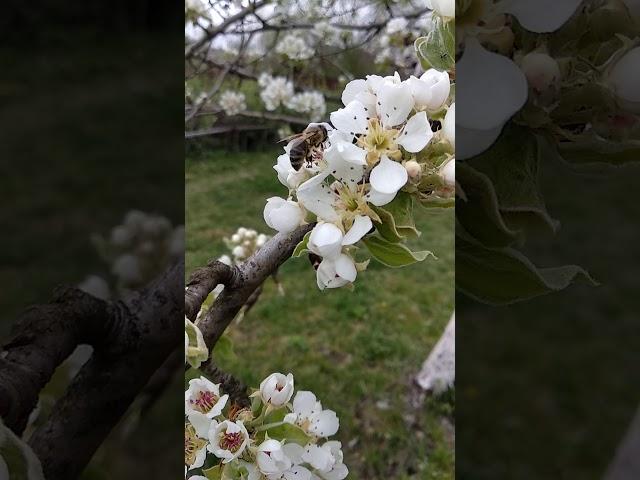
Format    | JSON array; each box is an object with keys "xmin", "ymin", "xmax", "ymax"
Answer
[
  {"xmin": 363, "ymin": 236, "xmax": 434, "ymax": 268},
  {"xmin": 415, "ymin": 18, "xmax": 455, "ymax": 72},
  {"xmin": 203, "ymin": 464, "xmax": 223, "ymax": 480},
  {"xmin": 372, "ymin": 192, "xmax": 420, "ymax": 242},
  {"xmin": 264, "ymin": 422, "xmax": 312, "ymax": 446},
  {"xmin": 456, "ymin": 163, "xmax": 521, "ymax": 248},
  {"xmin": 456, "ymin": 235, "xmax": 598, "ymax": 305},
  {"xmin": 419, "ymin": 195, "xmax": 455, "ymax": 209},
  {"xmin": 292, "ymin": 231, "xmax": 312, "ymax": 257},
  {"xmin": 469, "ymin": 125, "xmax": 559, "ymax": 235},
  {"xmin": 557, "ymin": 132, "xmax": 640, "ymax": 166},
  {"xmin": 212, "ymin": 335, "xmax": 236, "ymax": 364}
]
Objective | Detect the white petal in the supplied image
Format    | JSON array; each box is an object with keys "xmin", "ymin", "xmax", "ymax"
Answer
[
  {"xmin": 309, "ymin": 223, "xmax": 343, "ymax": 260},
  {"xmin": 341, "ymin": 79, "xmax": 366, "ymax": 106},
  {"xmin": 397, "ymin": 112, "xmax": 433, "ymax": 152},
  {"xmin": 440, "ymin": 159, "xmax": 455, "ymax": 187},
  {"xmin": 500, "ymin": 0, "xmax": 582, "ymax": 32},
  {"xmin": 283, "ymin": 443, "xmax": 306, "ymax": 464},
  {"xmin": 263, "ymin": 197, "xmax": 304, "ymax": 233},
  {"xmin": 324, "ymin": 141, "xmax": 367, "ymax": 185},
  {"xmin": 443, "ymin": 103, "xmax": 455, "ymax": 146},
  {"xmin": 297, "ymin": 174, "xmax": 340, "ymax": 223},
  {"xmin": 367, "ymin": 188, "xmax": 397, "ymax": 206},
  {"xmin": 342, "ymin": 215, "xmax": 372, "ymax": 245},
  {"xmin": 419, "ymin": 69, "xmax": 451, "ymax": 111},
  {"xmin": 369, "ymin": 156, "xmax": 408, "ymax": 194},
  {"xmin": 293, "ymin": 391, "xmax": 318, "ymax": 416},
  {"xmin": 609, "ymin": 46, "xmax": 640, "ymax": 113},
  {"xmin": 377, "ymin": 83, "xmax": 414, "ymax": 127},
  {"xmin": 317, "ymin": 258, "xmax": 349, "ymax": 289},
  {"xmin": 303, "ymin": 445, "xmax": 334, "ymax": 471},
  {"xmin": 311, "ymin": 410, "xmax": 340, "ymax": 437},
  {"xmin": 457, "ymin": 38, "xmax": 527, "ymax": 131},
  {"xmin": 407, "ymin": 76, "xmax": 432, "ymax": 110},
  {"xmin": 329, "ymin": 101, "xmax": 369, "ymax": 136},
  {"xmin": 334, "ymin": 254, "xmax": 357, "ymax": 282},
  {"xmin": 188, "ymin": 412, "xmax": 212, "ymax": 438},
  {"xmin": 456, "ymin": 123, "xmax": 504, "ymax": 160},
  {"xmin": 284, "ymin": 466, "xmax": 312, "ymax": 480}
]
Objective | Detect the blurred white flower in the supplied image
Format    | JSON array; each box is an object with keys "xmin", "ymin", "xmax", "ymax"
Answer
[
  {"xmin": 608, "ymin": 46, "xmax": 640, "ymax": 113},
  {"xmin": 276, "ymin": 34, "xmax": 314, "ymax": 61},
  {"xmin": 219, "ymin": 90, "xmax": 246, "ymax": 116},
  {"xmin": 428, "ymin": 0, "xmax": 455, "ymax": 19},
  {"xmin": 260, "ymin": 75, "xmax": 295, "ymax": 111},
  {"xmin": 386, "ymin": 17, "xmax": 409, "ymax": 34},
  {"xmin": 78, "ymin": 275, "xmax": 110, "ymax": 300},
  {"xmin": 520, "ymin": 52, "xmax": 561, "ymax": 93},
  {"xmin": 286, "ymin": 91, "xmax": 326, "ymax": 121},
  {"xmin": 112, "ymin": 254, "xmax": 141, "ymax": 285}
]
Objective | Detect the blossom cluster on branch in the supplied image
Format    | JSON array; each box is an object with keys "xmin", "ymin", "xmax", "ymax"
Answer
[
  {"xmin": 262, "ymin": 65, "xmax": 455, "ymax": 289},
  {"xmin": 185, "ymin": 373, "xmax": 346, "ymax": 480}
]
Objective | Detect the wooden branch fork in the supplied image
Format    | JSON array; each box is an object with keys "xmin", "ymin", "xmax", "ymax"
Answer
[{"xmin": 0, "ymin": 223, "xmax": 312, "ymax": 479}]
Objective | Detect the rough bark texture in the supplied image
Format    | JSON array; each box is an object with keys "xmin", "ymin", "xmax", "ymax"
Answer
[{"xmin": 0, "ymin": 261, "xmax": 184, "ymax": 480}]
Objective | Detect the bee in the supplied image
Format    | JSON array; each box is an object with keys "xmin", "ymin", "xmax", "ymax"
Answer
[{"xmin": 279, "ymin": 123, "xmax": 329, "ymax": 171}]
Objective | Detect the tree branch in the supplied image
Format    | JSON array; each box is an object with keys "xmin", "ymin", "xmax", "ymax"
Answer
[
  {"xmin": 185, "ymin": 0, "xmax": 270, "ymax": 59},
  {"xmin": 195, "ymin": 223, "xmax": 314, "ymax": 350},
  {"xmin": 0, "ymin": 261, "xmax": 184, "ymax": 480}
]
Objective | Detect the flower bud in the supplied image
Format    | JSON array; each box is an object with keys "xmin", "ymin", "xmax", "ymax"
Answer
[
  {"xmin": 608, "ymin": 46, "xmax": 640, "ymax": 113},
  {"xmin": 112, "ymin": 254, "xmax": 141, "ymax": 285},
  {"xmin": 231, "ymin": 233, "xmax": 241, "ymax": 243},
  {"xmin": 443, "ymin": 103, "xmax": 455, "ymax": 146},
  {"xmin": 404, "ymin": 160, "xmax": 422, "ymax": 180},
  {"xmin": 431, "ymin": 0, "xmax": 455, "ymax": 18},
  {"xmin": 520, "ymin": 52, "xmax": 561, "ymax": 94},
  {"xmin": 263, "ymin": 197, "xmax": 305, "ymax": 234},
  {"xmin": 259, "ymin": 372, "xmax": 295, "ymax": 406},
  {"xmin": 110, "ymin": 225, "xmax": 133, "ymax": 248},
  {"xmin": 440, "ymin": 159, "xmax": 455, "ymax": 187},
  {"xmin": 231, "ymin": 245, "xmax": 246, "ymax": 259}
]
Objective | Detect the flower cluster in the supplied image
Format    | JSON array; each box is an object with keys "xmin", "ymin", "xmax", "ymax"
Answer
[
  {"xmin": 276, "ymin": 34, "xmax": 315, "ymax": 61},
  {"xmin": 259, "ymin": 74, "xmax": 295, "ymax": 111},
  {"xmin": 263, "ymin": 70, "xmax": 455, "ymax": 289},
  {"xmin": 258, "ymin": 73, "xmax": 327, "ymax": 121},
  {"xmin": 286, "ymin": 91, "xmax": 327, "ymax": 122},
  {"xmin": 219, "ymin": 90, "xmax": 247, "ymax": 116},
  {"xmin": 222, "ymin": 227, "xmax": 271, "ymax": 264},
  {"xmin": 185, "ymin": 372, "xmax": 346, "ymax": 480},
  {"xmin": 78, "ymin": 210, "xmax": 183, "ymax": 298}
]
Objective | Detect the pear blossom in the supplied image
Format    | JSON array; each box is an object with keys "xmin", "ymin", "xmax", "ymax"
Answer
[
  {"xmin": 276, "ymin": 34, "xmax": 314, "ymax": 60},
  {"xmin": 608, "ymin": 46, "xmax": 640, "ymax": 114},
  {"xmin": 404, "ymin": 160, "xmax": 422, "ymax": 180},
  {"xmin": 207, "ymin": 420, "xmax": 249, "ymax": 463},
  {"xmin": 185, "ymin": 418, "xmax": 209, "ymax": 471},
  {"xmin": 284, "ymin": 391, "xmax": 339, "ymax": 438},
  {"xmin": 456, "ymin": 38, "xmax": 527, "ymax": 159},
  {"xmin": 440, "ymin": 159, "xmax": 455, "ymax": 188},
  {"xmin": 499, "ymin": 0, "xmax": 582, "ymax": 33},
  {"xmin": 303, "ymin": 441, "xmax": 348, "ymax": 480},
  {"xmin": 219, "ymin": 90, "xmax": 246, "ymax": 116},
  {"xmin": 520, "ymin": 52, "xmax": 561, "ymax": 93},
  {"xmin": 256, "ymin": 439, "xmax": 293, "ymax": 476},
  {"xmin": 263, "ymin": 197, "xmax": 305, "ymax": 233},
  {"xmin": 428, "ymin": 0, "xmax": 455, "ymax": 19},
  {"xmin": 185, "ymin": 376, "xmax": 229, "ymax": 419},
  {"xmin": 443, "ymin": 102, "xmax": 455, "ymax": 146},
  {"xmin": 260, "ymin": 372, "xmax": 295, "ymax": 406},
  {"xmin": 286, "ymin": 91, "xmax": 327, "ymax": 121},
  {"xmin": 260, "ymin": 75, "xmax": 295, "ymax": 111},
  {"xmin": 407, "ymin": 69, "xmax": 450, "ymax": 111}
]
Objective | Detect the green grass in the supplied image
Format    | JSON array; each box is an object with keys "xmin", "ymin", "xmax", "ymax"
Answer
[{"xmin": 186, "ymin": 147, "xmax": 455, "ymax": 479}]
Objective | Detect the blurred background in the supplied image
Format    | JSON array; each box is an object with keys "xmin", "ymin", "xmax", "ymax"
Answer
[
  {"xmin": 1, "ymin": 1, "xmax": 184, "ymax": 478},
  {"xmin": 185, "ymin": 1, "xmax": 455, "ymax": 479}
]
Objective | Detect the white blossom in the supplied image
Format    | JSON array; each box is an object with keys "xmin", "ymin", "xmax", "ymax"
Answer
[
  {"xmin": 260, "ymin": 75, "xmax": 295, "ymax": 111},
  {"xmin": 260, "ymin": 372, "xmax": 295, "ymax": 407},
  {"xmin": 219, "ymin": 90, "xmax": 246, "ymax": 116},
  {"xmin": 276, "ymin": 34, "xmax": 314, "ymax": 61},
  {"xmin": 207, "ymin": 420, "xmax": 249, "ymax": 463},
  {"xmin": 263, "ymin": 197, "xmax": 305, "ymax": 233},
  {"xmin": 185, "ymin": 376, "xmax": 229, "ymax": 419},
  {"xmin": 284, "ymin": 391, "xmax": 339, "ymax": 438}
]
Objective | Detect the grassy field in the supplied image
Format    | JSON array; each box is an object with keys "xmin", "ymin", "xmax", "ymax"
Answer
[{"xmin": 186, "ymin": 146, "xmax": 455, "ymax": 479}]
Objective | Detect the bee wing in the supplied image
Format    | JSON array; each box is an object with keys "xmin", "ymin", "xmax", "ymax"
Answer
[{"xmin": 278, "ymin": 131, "xmax": 313, "ymax": 144}]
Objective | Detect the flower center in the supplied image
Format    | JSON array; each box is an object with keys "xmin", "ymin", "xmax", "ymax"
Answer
[
  {"xmin": 219, "ymin": 431, "xmax": 243, "ymax": 452},
  {"xmin": 190, "ymin": 390, "xmax": 219, "ymax": 413},
  {"xmin": 357, "ymin": 119, "xmax": 401, "ymax": 165},
  {"xmin": 185, "ymin": 424, "xmax": 207, "ymax": 466}
]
